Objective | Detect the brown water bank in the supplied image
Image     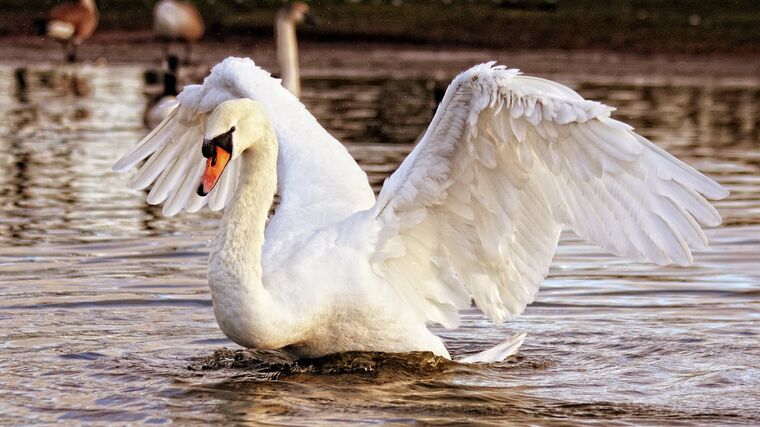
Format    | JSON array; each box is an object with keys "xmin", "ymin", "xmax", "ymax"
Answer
[
  {"xmin": 1, "ymin": 34, "xmax": 760, "ymax": 85},
  {"xmin": 3, "ymin": 0, "xmax": 759, "ymax": 54}
]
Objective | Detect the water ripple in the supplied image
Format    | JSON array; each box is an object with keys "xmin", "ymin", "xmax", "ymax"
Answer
[{"xmin": 0, "ymin": 64, "xmax": 758, "ymax": 424}]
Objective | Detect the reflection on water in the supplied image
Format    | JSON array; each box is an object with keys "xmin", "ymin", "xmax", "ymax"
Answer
[{"xmin": 0, "ymin": 64, "xmax": 758, "ymax": 425}]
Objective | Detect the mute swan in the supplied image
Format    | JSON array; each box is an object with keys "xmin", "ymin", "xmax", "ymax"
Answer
[
  {"xmin": 114, "ymin": 58, "xmax": 727, "ymax": 363},
  {"xmin": 276, "ymin": 2, "xmax": 314, "ymax": 97},
  {"xmin": 39, "ymin": 0, "xmax": 98, "ymax": 63},
  {"xmin": 144, "ymin": 55, "xmax": 180, "ymax": 129},
  {"xmin": 153, "ymin": 0, "xmax": 205, "ymax": 64}
]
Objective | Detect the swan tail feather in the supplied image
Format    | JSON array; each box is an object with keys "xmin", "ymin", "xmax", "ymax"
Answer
[{"xmin": 459, "ymin": 332, "xmax": 526, "ymax": 363}]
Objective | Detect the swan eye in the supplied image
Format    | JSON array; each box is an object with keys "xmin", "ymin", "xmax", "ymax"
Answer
[{"xmin": 202, "ymin": 127, "xmax": 234, "ymax": 158}]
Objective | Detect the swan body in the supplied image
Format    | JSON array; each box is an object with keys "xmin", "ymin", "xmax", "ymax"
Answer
[{"xmin": 114, "ymin": 57, "xmax": 727, "ymax": 362}]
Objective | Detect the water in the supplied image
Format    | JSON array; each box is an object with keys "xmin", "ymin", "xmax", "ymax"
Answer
[{"xmin": 0, "ymin": 63, "xmax": 759, "ymax": 425}]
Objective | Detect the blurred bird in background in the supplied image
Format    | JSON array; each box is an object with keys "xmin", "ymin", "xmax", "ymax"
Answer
[
  {"xmin": 276, "ymin": 1, "xmax": 314, "ymax": 97},
  {"xmin": 144, "ymin": 55, "xmax": 180, "ymax": 129},
  {"xmin": 153, "ymin": 0, "xmax": 205, "ymax": 65},
  {"xmin": 37, "ymin": 0, "xmax": 99, "ymax": 63}
]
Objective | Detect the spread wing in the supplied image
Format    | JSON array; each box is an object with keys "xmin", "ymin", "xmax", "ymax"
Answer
[{"xmin": 369, "ymin": 63, "xmax": 728, "ymax": 328}]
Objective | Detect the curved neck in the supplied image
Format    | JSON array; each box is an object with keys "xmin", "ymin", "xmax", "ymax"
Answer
[
  {"xmin": 208, "ymin": 140, "xmax": 280, "ymax": 348},
  {"xmin": 276, "ymin": 12, "xmax": 300, "ymax": 97}
]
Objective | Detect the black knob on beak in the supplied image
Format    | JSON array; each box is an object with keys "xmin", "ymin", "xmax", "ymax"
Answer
[{"xmin": 201, "ymin": 139, "xmax": 214, "ymax": 158}]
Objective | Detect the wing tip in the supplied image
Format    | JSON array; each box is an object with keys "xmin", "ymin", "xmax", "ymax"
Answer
[
  {"xmin": 112, "ymin": 157, "xmax": 132, "ymax": 173},
  {"xmin": 712, "ymin": 184, "xmax": 730, "ymax": 201},
  {"xmin": 162, "ymin": 204, "xmax": 181, "ymax": 217}
]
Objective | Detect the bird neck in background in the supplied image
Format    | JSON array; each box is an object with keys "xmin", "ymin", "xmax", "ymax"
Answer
[
  {"xmin": 80, "ymin": 0, "xmax": 97, "ymax": 12},
  {"xmin": 275, "ymin": 13, "xmax": 301, "ymax": 97},
  {"xmin": 162, "ymin": 73, "xmax": 178, "ymax": 97}
]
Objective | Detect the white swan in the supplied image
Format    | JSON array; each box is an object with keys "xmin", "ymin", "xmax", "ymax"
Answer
[
  {"xmin": 113, "ymin": 58, "xmax": 727, "ymax": 363},
  {"xmin": 275, "ymin": 2, "xmax": 313, "ymax": 97}
]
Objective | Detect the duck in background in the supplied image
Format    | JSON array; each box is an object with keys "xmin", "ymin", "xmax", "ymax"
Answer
[
  {"xmin": 153, "ymin": 0, "xmax": 205, "ymax": 65},
  {"xmin": 276, "ymin": 2, "xmax": 315, "ymax": 97},
  {"xmin": 37, "ymin": 0, "xmax": 99, "ymax": 63},
  {"xmin": 144, "ymin": 55, "xmax": 180, "ymax": 129}
]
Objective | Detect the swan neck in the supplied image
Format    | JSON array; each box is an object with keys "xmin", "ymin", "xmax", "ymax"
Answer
[
  {"xmin": 213, "ymin": 144, "xmax": 277, "ymax": 281},
  {"xmin": 208, "ymin": 139, "xmax": 278, "ymax": 348},
  {"xmin": 276, "ymin": 12, "xmax": 300, "ymax": 97},
  {"xmin": 81, "ymin": 0, "xmax": 97, "ymax": 12}
]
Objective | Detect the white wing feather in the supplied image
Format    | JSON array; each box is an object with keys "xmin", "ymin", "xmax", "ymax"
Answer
[
  {"xmin": 370, "ymin": 63, "xmax": 728, "ymax": 328},
  {"xmin": 113, "ymin": 79, "xmax": 240, "ymax": 216},
  {"xmin": 114, "ymin": 57, "xmax": 375, "ymax": 222}
]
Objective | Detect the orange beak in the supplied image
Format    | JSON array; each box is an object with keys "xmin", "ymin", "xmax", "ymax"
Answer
[{"xmin": 198, "ymin": 145, "xmax": 231, "ymax": 196}]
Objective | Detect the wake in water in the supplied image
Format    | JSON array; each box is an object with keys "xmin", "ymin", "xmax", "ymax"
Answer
[
  {"xmin": 183, "ymin": 348, "xmax": 743, "ymax": 424},
  {"xmin": 188, "ymin": 348, "xmax": 457, "ymax": 378}
]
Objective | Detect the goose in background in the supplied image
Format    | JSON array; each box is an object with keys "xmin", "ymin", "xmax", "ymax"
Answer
[
  {"xmin": 153, "ymin": 0, "xmax": 205, "ymax": 64},
  {"xmin": 114, "ymin": 58, "xmax": 727, "ymax": 363},
  {"xmin": 144, "ymin": 55, "xmax": 180, "ymax": 129},
  {"xmin": 38, "ymin": 0, "xmax": 98, "ymax": 63},
  {"xmin": 276, "ymin": 2, "xmax": 314, "ymax": 97}
]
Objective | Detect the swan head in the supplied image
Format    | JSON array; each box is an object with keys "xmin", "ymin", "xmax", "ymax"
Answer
[
  {"xmin": 198, "ymin": 98, "xmax": 273, "ymax": 196},
  {"xmin": 280, "ymin": 1, "xmax": 314, "ymax": 26}
]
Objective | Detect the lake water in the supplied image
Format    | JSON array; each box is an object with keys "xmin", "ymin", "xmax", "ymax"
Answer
[{"xmin": 0, "ymin": 63, "xmax": 758, "ymax": 425}]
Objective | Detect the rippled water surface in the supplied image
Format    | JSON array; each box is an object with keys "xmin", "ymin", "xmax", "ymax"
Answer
[{"xmin": 1, "ymin": 63, "xmax": 759, "ymax": 425}]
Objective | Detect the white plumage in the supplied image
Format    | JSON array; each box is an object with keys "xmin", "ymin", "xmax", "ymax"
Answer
[{"xmin": 114, "ymin": 57, "xmax": 727, "ymax": 362}]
